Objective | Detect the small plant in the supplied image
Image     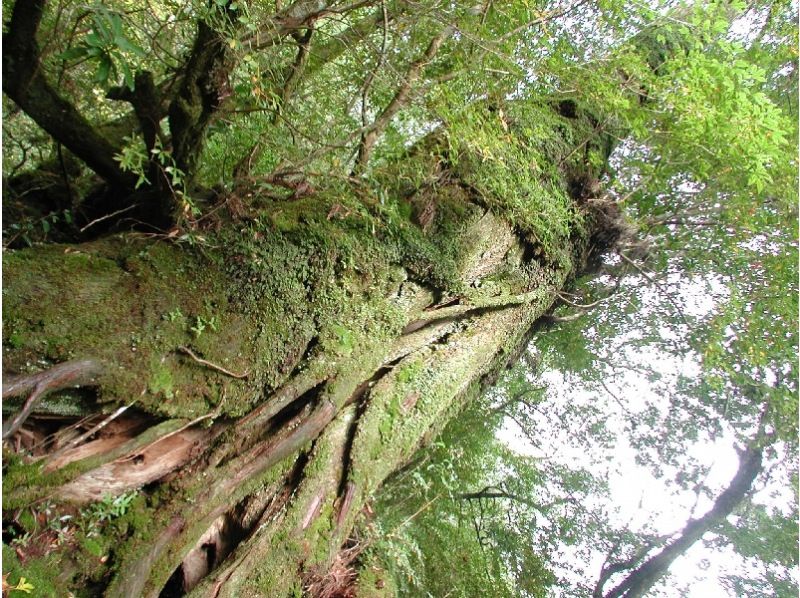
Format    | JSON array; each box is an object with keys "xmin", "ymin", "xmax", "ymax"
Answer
[
  {"xmin": 114, "ymin": 136, "xmax": 149, "ymax": 189},
  {"xmin": 115, "ymin": 138, "xmax": 201, "ymax": 219},
  {"xmin": 165, "ymin": 307, "xmax": 184, "ymax": 322},
  {"xmin": 190, "ymin": 315, "xmax": 219, "ymax": 338},
  {"xmin": 2, "ymin": 574, "xmax": 34, "ymax": 594},
  {"xmin": 3, "ymin": 209, "xmax": 74, "ymax": 248},
  {"xmin": 82, "ymin": 491, "xmax": 137, "ymax": 530}
]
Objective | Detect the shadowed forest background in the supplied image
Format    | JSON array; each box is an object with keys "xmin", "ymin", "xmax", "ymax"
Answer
[{"xmin": 1, "ymin": 0, "xmax": 797, "ymax": 596}]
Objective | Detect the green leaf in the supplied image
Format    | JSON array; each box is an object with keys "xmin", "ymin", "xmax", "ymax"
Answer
[
  {"xmin": 58, "ymin": 46, "xmax": 90, "ymax": 61},
  {"xmin": 119, "ymin": 59, "xmax": 135, "ymax": 91},
  {"xmin": 110, "ymin": 13, "xmax": 124, "ymax": 38},
  {"xmin": 14, "ymin": 577, "xmax": 34, "ymax": 594},
  {"xmin": 115, "ymin": 35, "xmax": 146, "ymax": 57},
  {"xmin": 85, "ymin": 32, "xmax": 104, "ymax": 48},
  {"xmin": 95, "ymin": 56, "xmax": 112, "ymax": 85},
  {"xmin": 92, "ymin": 14, "xmax": 112, "ymax": 42}
]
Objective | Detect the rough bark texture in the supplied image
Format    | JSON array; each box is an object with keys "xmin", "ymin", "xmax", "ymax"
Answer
[{"xmin": 2, "ymin": 101, "xmax": 620, "ymax": 596}]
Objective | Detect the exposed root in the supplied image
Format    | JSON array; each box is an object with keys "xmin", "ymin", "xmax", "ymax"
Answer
[
  {"xmin": 302, "ymin": 542, "xmax": 363, "ymax": 598},
  {"xmin": 110, "ymin": 400, "xmax": 338, "ymax": 597},
  {"xmin": 177, "ymin": 346, "xmax": 249, "ymax": 379},
  {"xmin": 2, "ymin": 359, "xmax": 103, "ymax": 440}
]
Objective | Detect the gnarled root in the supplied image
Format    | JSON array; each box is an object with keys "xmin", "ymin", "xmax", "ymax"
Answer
[{"xmin": 2, "ymin": 359, "xmax": 103, "ymax": 440}]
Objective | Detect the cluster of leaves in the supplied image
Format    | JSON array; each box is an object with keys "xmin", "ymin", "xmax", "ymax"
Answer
[{"xmin": 58, "ymin": 6, "xmax": 145, "ymax": 90}]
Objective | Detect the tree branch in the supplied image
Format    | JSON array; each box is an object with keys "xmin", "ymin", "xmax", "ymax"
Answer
[
  {"xmin": 2, "ymin": 0, "xmax": 134, "ymax": 189},
  {"xmin": 353, "ymin": 25, "xmax": 454, "ymax": 172},
  {"xmin": 618, "ymin": 251, "xmax": 690, "ymax": 328},
  {"xmin": 601, "ymin": 444, "xmax": 763, "ymax": 598}
]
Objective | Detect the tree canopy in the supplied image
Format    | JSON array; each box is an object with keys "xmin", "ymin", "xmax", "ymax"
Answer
[{"xmin": 1, "ymin": 0, "xmax": 797, "ymax": 596}]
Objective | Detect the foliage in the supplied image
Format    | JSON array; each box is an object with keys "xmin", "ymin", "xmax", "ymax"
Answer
[
  {"xmin": 1, "ymin": 0, "xmax": 796, "ymax": 595},
  {"xmin": 365, "ymin": 3, "xmax": 797, "ymax": 596},
  {"xmin": 57, "ymin": 6, "xmax": 145, "ymax": 90},
  {"xmin": 365, "ymin": 396, "xmax": 555, "ymax": 597}
]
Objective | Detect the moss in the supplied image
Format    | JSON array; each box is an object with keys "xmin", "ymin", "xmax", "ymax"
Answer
[
  {"xmin": 2, "ymin": 450, "xmax": 87, "ymax": 509},
  {"xmin": 148, "ymin": 358, "xmax": 175, "ymax": 398},
  {"xmin": 1, "ymin": 91, "xmax": 611, "ymax": 595},
  {"xmin": 354, "ymin": 555, "xmax": 397, "ymax": 596},
  {"xmin": 2, "ymin": 544, "xmax": 64, "ymax": 597}
]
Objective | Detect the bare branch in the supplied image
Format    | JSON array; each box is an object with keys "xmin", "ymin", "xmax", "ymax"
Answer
[
  {"xmin": 617, "ymin": 251, "xmax": 690, "ymax": 328},
  {"xmin": 353, "ymin": 25, "xmax": 454, "ymax": 172}
]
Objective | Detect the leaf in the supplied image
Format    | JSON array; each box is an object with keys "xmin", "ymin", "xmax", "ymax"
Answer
[
  {"xmin": 58, "ymin": 46, "xmax": 90, "ymax": 61},
  {"xmin": 95, "ymin": 55, "xmax": 112, "ymax": 85},
  {"xmin": 119, "ymin": 59, "xmax": 135, "ymax": 91},
  {"xmin": 85, "ymin": 32, "xmax": 104, "ymax": 48},
  {"xmin": 110, "ymin": 13, "xmax": 124, "ymax": 39},
  {"xmin": 115, "ymin": 35, "xmax": 146, "ymax": 57},
  {"xmin": 92, "ymin": 14, "xmax": 112, "ymax": 42}
]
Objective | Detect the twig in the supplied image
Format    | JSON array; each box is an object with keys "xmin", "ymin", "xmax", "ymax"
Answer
[
  {"xmin": 617, "ymin": 251, "xmax": 690, "ymax": 327},
  {"xmin": 557, "ymin": 290, "xmax": 617, "ymax": 309},
  {"xmin": 353, "ymin": 25, "xmax": 454, "ymax": 172},
  {"xmin": 47, "ymin": 401, "xmax": 137, "ymax": 461},
  {"xmin": 177, "ymin": 346, "xmax": 249, "ymax": 379},
  {"xmin": 598, "ymin": 378, "xmax": 631, "ymax": 417},
  {"xmin": 79, "ymin": 204, "xmax": 139, "ymax": 233}
]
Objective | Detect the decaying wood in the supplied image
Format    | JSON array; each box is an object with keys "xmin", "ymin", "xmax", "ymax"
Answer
[{"xmin": 58, "ymin": 426, "xmax": 214, "ymax": 503}]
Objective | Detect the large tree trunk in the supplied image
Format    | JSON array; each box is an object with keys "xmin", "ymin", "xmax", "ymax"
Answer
[{"xmin": 2, "ymin": 103, "xmax": 622, "ymax": 596}]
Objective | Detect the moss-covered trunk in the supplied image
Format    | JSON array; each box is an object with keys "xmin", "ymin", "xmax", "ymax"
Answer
[{"xmin": 2, "ymin": 104, "xmax": 621, "ymax": 596}]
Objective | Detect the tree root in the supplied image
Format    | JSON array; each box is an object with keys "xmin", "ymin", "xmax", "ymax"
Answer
[
  {"xmin": 2, "ymin": 359, "xmax": 103, "ymax": 440},
  {"xmin": 177, "ymin": 346, "xmax": 248, "ymax": 379}
]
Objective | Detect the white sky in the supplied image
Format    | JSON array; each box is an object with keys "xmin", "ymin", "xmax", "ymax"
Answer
[{"xmin": 496, "ymin": 273, "xmax": 796, "ymax": 597}]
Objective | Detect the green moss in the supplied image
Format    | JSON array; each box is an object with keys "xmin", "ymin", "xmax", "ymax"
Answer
[
  {"xmin": 2, "ymin": 544, "xmax": 63, "ymax": 597},
  {"xmin": 148, "ymin": 359, "xmax": 175, "ymax": 398}
]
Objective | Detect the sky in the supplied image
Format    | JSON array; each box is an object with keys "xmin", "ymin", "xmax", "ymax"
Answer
[{"xmin": 496, "ymin": 272, "xmax": 797, "ymax": 596}]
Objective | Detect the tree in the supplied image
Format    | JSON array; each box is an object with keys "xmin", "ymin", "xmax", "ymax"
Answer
[{"xmin": 2, "ymin": 1, "xmax": 795, "ymax": 596}]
